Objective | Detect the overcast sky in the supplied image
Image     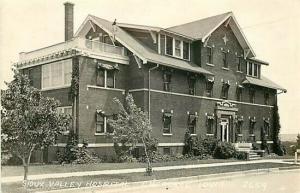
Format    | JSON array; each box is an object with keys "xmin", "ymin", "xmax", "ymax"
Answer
[{"xmin": 0, "ymin": 0, "xmax": 299, "ymax": 134}]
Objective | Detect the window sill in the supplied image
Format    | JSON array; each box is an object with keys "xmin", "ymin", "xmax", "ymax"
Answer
[
  {"xmin": 87, "ymin": 85, "xmax": 125, "ymax": 93},
  {"xmin": 206, "ymin": 63, "xmax": 215, "ymax": 67},
  {"xmin": 163, "ymin": 133, "xmax": 173, "ymax": 136},
  {"xmin": 236, "ymin": 71, "xmax": 243, "ymax": 73},
  {"xmin": 191, "ymin": 134, "xmax": 197, "ymax": 136},
  {"xmin": 237, "ymin": 134, "xmax": 243, "ymax": 137},
  {"xmin": 222, "ymin": 67, "xmax": 229, "ymax": 71},
  {"xmin": 249, "ymin": 134, "xmax": 255, "ymax": 136},
  {"xmin": 95, "ymin": 133, "xmax": 106, "ymax": 136},
  {"xmin": 206, "ymin": 134, "xmax": 214, "ymax": 136},
  {"xmin": 41, "ymin": 85, "xmax": 71, "ymax": 91}
]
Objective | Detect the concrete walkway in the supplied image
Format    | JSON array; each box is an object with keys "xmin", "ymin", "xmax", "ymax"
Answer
[{"xmin": 1, "ymin": 159, "xmax": 295, "ymax": 183}]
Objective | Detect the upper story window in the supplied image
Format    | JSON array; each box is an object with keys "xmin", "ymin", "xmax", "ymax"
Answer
[
  {"xmin": 237, "ymin": 56, "xmax": 242, "ymax": 72},
  {"xmin": 236, "ymin": 86, "xmax": 243, "ymax": 102},
  {"xmin": 163, "ymin": 70, "xmax": 172, "ymax": 92},
  {"xmin": 96, "ymin": 113, "xmax": 106, "ymax": 134},
  {"xmin": 206, "ymin": 77, "xmax": 214, "ymax": 97},
  {"xmin": 221, "ymin": 81, "xmax": 230, "ymax": 99},
  {"xmin": 249, "ymin": 89, "xmax": 255, "ymax": 104},
  {"xmin": 165, "ymin": 35, "xmax": 190, "ymax": 60},
  {"xmin": 264, "ymin": 92, "xmax": 270, "ymax": 105},
  {"xmin": 247, "ymin": 62, "xmax": 259, "ymax": 77},
  {"xmin": 188, "ymin": 114, "xmax": 197, "ymax": 135},
  {"xmin": 188, "ymin": 75, "xmax": 196, "ymax": 95},
  {"xmin": 183, "ymin": 42, "xmax": 190, "ymax": 60},
  {"xmin": 206, "ymin": 47, "xmax": 213, "ymax": 64},
  {"xmin": 222, "ymin": 51, "xmax": 228, "ymax": 68},
  {"xmin": 96, "ymin": 63, "xmax": 116, "ymax": 88},
  {"xmin": 236, "ymin": 118, "xmax": 243, "ymax": 134},
  {"xmin": 166, "ymin": 36, "xmax": 173, "ymax": 55},
  {"xmin": 42, "ymin": 59, "xmax": 72, "ymax": 89},
  {"xmin": 163, "ymin": 111, "xmax": 173, "ymax": 134}
]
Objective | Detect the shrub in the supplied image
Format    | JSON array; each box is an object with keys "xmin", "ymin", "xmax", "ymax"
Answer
[
  {"xmin": 234, "ymin": 151, "xmax": 248, "ymax": 160},
  {"xmin": 213, "ymin": 142, "xmax": 237, "ymax": 159}
]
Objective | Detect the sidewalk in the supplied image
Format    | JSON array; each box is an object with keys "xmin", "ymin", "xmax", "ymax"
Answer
[{"xmin": 1, "ymin": 159, "xmax": 295, "ymax": 183}]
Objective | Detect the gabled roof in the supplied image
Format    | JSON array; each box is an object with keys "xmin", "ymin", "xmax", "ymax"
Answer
[
  {"xmin": 166, "ymin": 12, "xmax": 255, "ymax": 57},
  {"xmin": 167, "ymin": 12, "xmax": 232, "ymax": 40},
  {"xmin": 75, "ymin": 15, "xmax": 213, "ymax": 75},
  {"xmin": 242, "ymin": 76, "xmax": 286, "ymax": 92}
]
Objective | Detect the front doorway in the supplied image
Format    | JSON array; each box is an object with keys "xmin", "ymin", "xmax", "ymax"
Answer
[{"xmin": 220, "ymin": 118, "xmax": 229, "ymax": 142}]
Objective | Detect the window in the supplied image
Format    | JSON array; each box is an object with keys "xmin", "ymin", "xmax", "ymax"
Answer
[
  {"xmin": 247, "ymin": 62, "xmax": 259, "ymax": 77},
  {"xmin": 174, "ymin": 39, "xmax": 181, "ymax": 57},
  {"xmin": 166, "ymin": 36, "xmax": 173, "ymax": 55},
  {"xmin": 183, "ymin": 42, "xmax": 190, "ymax": 60},
  {"xmin": 249, "ymin": 117, "xmax": 256, "ymax": 134},
  {"xmin": 264, "ymin": 93, "xmax": 270, "ymax": 105},
  {"xmin": 188, "ymin": 75, "xmax": 196, "ymax": 95},
  {"xmin": 163, "ymin": 112, "xmax": 172, "ymax": 134},
  {"xmin": 163, "ymin": 71, "xmax": 172, "ymax": 92},
  {"xmin": 106, "ymin": 70, "xmax": 115, "ymax": 88},
  {"xmin": 42, "ymin": 59, "xmax": 72, "ymax": 89},
  {"xmin": 221, "ymin": 83, "xmax": 230, "ymax": 99},
  {"xmin": 96, "ymin": 69, "xmax": 105, "ymax": 87},
  {"xmin": 188, "ymin": 114, "xmax": 197, "ymax": 134},
  {"xmin": 249, "ymin": 89, "xmax": 255, "ymax": 103},
  {"xmin": 206, "ymin": 79, "xmax": 214, "ymax": 97},
  {"xmin": 237, "ymin": 57, "xmax": 242, "ymax": 72},
  {"xmin": 165, "ymin": 35, "xmax": 190, "ymax": 60},
  {"xmin": 236, "ymin": 116, "xmax": 243, "ymax": 134},
  {"xmin": 96, "ymin": 66, "xmax": 116, "ymax": 88},
  {"xmin": 206, "ymin": 116, "xmax": 214, "ymax": 134},
  {"xmin": 222, "ymin": 51, "xmax": 228, "ymax": 68},
  {"xmin": 236, "ymin": 87, "xmax": 243, "ymax": 101},
  {"xmin": 57, "ymin": 106, "xmax": 72, "ymax": 133},
  {"xmin": 264, "ymin": 119, "xmax": 270, "ymax": 136},
  {"xmin": 96, "ymin": 113, "xmax": 106, "ymax": 134},
  {"xmin": 207, "ymin": 47, "xmax": 213, "ymax": 64},
  {"xmin": 163, "ymin": 147, "xmax": 171, "ymax": 155}
]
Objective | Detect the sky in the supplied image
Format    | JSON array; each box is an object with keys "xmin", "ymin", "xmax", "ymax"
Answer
[{"xmin": 0, "ymin": 0, "xmax": 299, "ymax": 134}]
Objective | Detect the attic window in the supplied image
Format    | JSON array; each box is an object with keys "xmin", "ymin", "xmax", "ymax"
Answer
[{"xmin": 165, "ymin": 35, "xmax": 190, "ymax": 60}]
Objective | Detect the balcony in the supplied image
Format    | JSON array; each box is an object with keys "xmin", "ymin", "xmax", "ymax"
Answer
[{"xmin": 18, "ymin": 37, "xmax": 128, "ymax": 66}]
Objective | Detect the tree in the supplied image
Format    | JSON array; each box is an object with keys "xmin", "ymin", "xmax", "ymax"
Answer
[
  {"xmin": 107, "ymin": 94, "xmax": 157, "ymax": 175},
  {"xmin": 272, "ymin": 104, "xmax": 284, "ymax": 155},
  {"xmin": 1, "ymin": 69, "xmax": 70, "ymax": 180}
]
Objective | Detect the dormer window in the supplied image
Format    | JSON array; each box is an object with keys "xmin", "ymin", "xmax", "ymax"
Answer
[
  {"xmin": 247, "ymin": 62, "xmax": 259, "ymax": 78},
  {"xmin": 165, "ymin": 35, "xmax": 190, "ymax": 60}
]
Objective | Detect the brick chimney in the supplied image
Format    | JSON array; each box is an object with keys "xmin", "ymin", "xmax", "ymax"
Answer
[{"xmin": 64, "ymin": 2, "xmax": 74, "ymax": 41}]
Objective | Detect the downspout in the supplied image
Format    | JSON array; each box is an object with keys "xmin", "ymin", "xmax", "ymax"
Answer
[{"xmin": 148, "ymin": 64, "xmax": 159, "ymax": 120}]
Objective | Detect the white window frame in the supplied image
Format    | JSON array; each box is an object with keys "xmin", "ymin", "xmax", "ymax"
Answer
[
  {"xmin": 41, "ymin": 59, "xmax": 72, "ymax": 90},
  {"xmin": 246, "ymin": 62, "xmax": 259, "ymax": 78},
  {"xmin": 164, "ymin": 35, "xmax": 190, "ymax": 61},
  {"xmin": 95, "ymin": 115, "xmax": 107, "ymax": 135},
  {"xmin": 96, "ymin": 69, "xmax": 116, "ymax": 88}
]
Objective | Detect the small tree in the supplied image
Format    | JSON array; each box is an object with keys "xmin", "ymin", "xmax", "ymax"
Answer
[
  {"xmin": 107, "ymin": 94, "xmax": 157, "ymax": 175},
  {"xmin": 272, "ymin": 104, "xmax": 284, "ymax": 155},
  {"xmin": 1, "ymin": 69, "xmax": 70, "ymax": 180}
]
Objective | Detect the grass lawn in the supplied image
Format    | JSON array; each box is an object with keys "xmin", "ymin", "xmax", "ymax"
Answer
[
  {"xmin": 1, "ymin": 158, "xmax": 239, "ymax": 177},
  {"xmin": 2, "ymin": 162, "xmax": 298, "ymax": 193}
]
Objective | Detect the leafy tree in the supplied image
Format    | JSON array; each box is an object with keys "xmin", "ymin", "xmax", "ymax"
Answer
[
  {"xmin": 296, "ymin": 134, "xmax": 300, "ymax": 149},
  {"xmin": 272, "ymin": 104, "xmax": 284, "ymax": 155},
  {"xmin": 107, "ymin": 94, "xmax": 157, "ymax": 175},
  {"xmin": 1, "ymin": 69, "xmax": 70, "ymax": 180}
]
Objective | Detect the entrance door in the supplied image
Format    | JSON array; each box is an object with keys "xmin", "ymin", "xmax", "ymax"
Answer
[{"xmin": 220, "ymin": 118, "xmax": 229, "ymax": 142}]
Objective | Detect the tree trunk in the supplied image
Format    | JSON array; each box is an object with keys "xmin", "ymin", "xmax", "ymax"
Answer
[
  {"xmin": 141, "ymin": 137, "xmax": 152, "ymax": 176},
  {"xmin": 22, "ymin": 159, "xmax": 29, "ymax": 181}
]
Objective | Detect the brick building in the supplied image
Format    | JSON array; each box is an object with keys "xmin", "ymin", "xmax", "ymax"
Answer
[{"xmin": 15, "ymin": 3, "xmax": 286, "ymax": 161}]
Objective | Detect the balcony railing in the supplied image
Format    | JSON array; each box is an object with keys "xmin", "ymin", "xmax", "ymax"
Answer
[{"xmin": 19, "ymin": 37, "xmax": 126, "ymax": 61}]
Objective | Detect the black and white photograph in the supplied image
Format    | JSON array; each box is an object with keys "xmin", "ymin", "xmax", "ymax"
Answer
[{"xmin": 0, "ymin": 0, "xmax": 300, "ymax": 193}]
